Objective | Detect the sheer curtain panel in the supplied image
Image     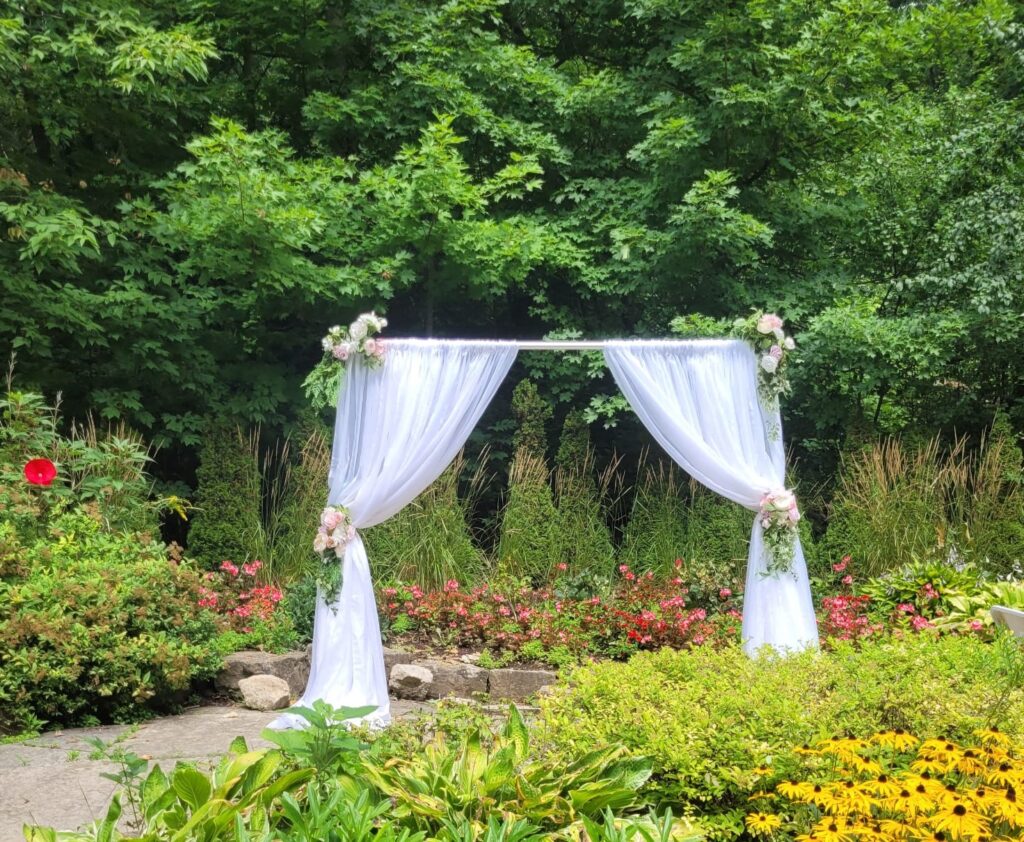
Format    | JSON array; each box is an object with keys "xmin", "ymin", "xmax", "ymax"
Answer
[
  {"xmin": 269, "ymin": 340, "xmax": 517, "ymax": 729},
  {"xmin": 603, "ymin": 340, "xmax": 818, "ymax": 655}
]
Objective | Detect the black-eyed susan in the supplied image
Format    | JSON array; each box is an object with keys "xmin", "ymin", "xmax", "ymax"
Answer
[
  {"xmin": 955, "ymin": 749, "xmax": 990, "ymax": 777},
  {"xmin": 831, "ymin": 781, "xmax": 877, "ymax": 815},
  {"xmin": 746, "ymin": 812, "xmax": 783, "ymax": 836},
  {"xmin": 989, "ymin": 786, "xmax": 1024, "ymax": 828},
  {"xmin": 795, "ymin": 742, "xmax": 821, "ymax": 757},
  {"xmin": 886, "ymin": 786, "xmax": 933, "ymax": 817},
  {"xmin": 928, "ymin": 802, "xmax": 990, "ymax": 839},
  {"xmin": 872, "ymin": 729, "xmax": 919, "ymax": 752},
  {"xmin": 987, "ymin": 763, "xmax": 1018, "ymax": 787},
  {"xmin": 778, "ymin": 780, "xmax": 816, "ymax": 800},
  {"xmin": 812, "ymin": 816, "xmax": 857, "ymax": 842},
  {"xmin": 747, "ymin": 791, "xmax": 775, "ymax": 802},
  {"xmin": 911, "ymin": 755, "xmax": 949, "ymax": 775},
  {"xmin": 878, "ymin": 818, "xmax": 916, "ymax": 839},
  {"xmin": 866, "ymin": 773, "xmax": 905, "ymax": 799},
  {"xmin": 975, "ymin": 727, "xmax": 1012, "ymax": 748}
]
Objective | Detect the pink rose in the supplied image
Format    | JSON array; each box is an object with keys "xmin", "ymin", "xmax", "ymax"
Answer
[
  {"xmin": 788, "ymin": 506, "xmax": 801, "ymax": 523},
  {"xmin": 332, "ymin": 343, "xmax": 350, "ymax": 361},
  {"xmin": 769, "ymin": 344, "xmax": 783, "ymax": 360},
  {"xmin": 756, "ymin": 313, "xmax": 784, "ymax": 334},
  {"xmin": 363, "ymin": 337, "xmax": 377, "ymax": 354},
  {"xmin": 372, "ymin": 341, "xmax": 386, "ymax": 359},
  {"xmin": 321, "ymin": 508, "xmax": 344, "ymax": 531},
  {"xmin": 313, "ymin": 531, "xmax": 329, "ymax": 554}
]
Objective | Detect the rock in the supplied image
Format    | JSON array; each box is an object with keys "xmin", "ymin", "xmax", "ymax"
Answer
[
  {"xmin": 383, "ymin": 646, "xmax": 416, "ymax": 673},
  {"xmin": 418, "ymin": 659, "xmax": 488, "ymax": 698},
  {"xmin": 216, "ymin": 650, "xmax": 309, "ymax": 697},
  {"xmin": 390, "ymin": 663, "xmax": 434, "ymax": 701},
  {"xmin": 238, "ymin": 674, "xmax": 291, "ymax": 711},
  {"xmin": 488, "ymin": 668, "xmax": 556, "ymax": 702}
]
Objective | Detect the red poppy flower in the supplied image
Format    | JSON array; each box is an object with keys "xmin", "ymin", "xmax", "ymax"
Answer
[{"xmin": 24, "ymin": 458, "xmax": 57, "ymax": 486}]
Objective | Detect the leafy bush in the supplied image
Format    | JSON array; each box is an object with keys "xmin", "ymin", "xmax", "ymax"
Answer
[
  {"xmin": 0, "ymin": 390, "xmax": 164, "ymax": 538},
  {"xmin": 187, "ymin": 423, "xmax": 262, "ymax": 568},
  {"xmin": 365, "ymin": 454, "xmax": 485, "ymax": 589},
  {"xmin": 378, "ymin": 569, "xmax": 742, "ymax": 666},
  {"xmin": 553, "ymin": 411, "xmax": 616, "ymax": 583},
  {"xmin": 0, "ymin": 513, "xmax": 221, "ymax": 734},
  {"xmin": 823, "ymin": 422, "xmax": 1024, "ymax": 578},
  {"xmin": 619, "ymin": 461, "xmax": 690, "ymax": 574},
  {"xmin": 535, "ymin": 634, "xmax": 1024, "ymax": 840},
  {"xmin": 198, "ymin": 559, "xmax": 298, "ymax": 653},
  {"xmin": 28, "ymin": 703, "xmax": 697, "ymax": 841}
]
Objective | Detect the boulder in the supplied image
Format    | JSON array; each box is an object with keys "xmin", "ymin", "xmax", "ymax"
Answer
[
  {"xmin": 488, "ymin": 668, "xmax": 556, "ymax": 702},
  {"xmin": 383, "ymin": 646, "xmax": 417, "ymax": 674},
  {"xmin": 417, "ymin": 659, "xmax": 488, "ymax": 698},
  {"xmin": 238, "ymin": 674, "xmax": 291, "ymax": 711},
  {"xmin": 216, "ymin": 650, "xmax": 309, "ymax": 696},
  {"xmin": 389, "ymin": 663, "xmax": 434, "ymax": 701}
]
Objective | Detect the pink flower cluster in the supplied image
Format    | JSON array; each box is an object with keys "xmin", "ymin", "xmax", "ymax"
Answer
[
  {"xmin": 197, "ymin": 559, "xmax": 283, "ymax": 634},
  {"xmin": 378, "ymin": 566, "xmax": 743, "ymax": 661}
]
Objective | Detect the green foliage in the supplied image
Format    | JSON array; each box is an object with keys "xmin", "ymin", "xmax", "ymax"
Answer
[
  {"xmin": 282, "ymin": 574, "xmax": 319, "ymax": 645},
  {"xmin": 497, "ymin": 452, "xmax": 561, "ymax": 582},
  {"xmin": 0, "ymin": 513, "xmax": 220, "ymax": 734},
  {"xmin": 0, "ymin": 389, "xmax": 164, "ymax": 538},
  {"xmin": 824, "ymin": 426, "xmax": 1024, "ymax": 577},
  {"xmin": 619, "ymin": 462, "xmax": 690, "ymax": 574},
  {"xmin": 511, "ymin": 380, "xmax": 551, "ymax": 457},
  {"xmin": 553, "ymin": 412, "xmax": 615, "ymax": 582},
  {"xmin": 536, "ymin": 635, "xmax": 1024, "ymax": 840},
  {"xmin": 365, "ymin": 457, "xmax": 485, "ymax": 589},
  {"xmin": 187, "ymin": 424, "xmax": 262, "ymax": 568},
  {"xmin": 360, "ymin": 705, "xmax": 654, "ymax": 833}
]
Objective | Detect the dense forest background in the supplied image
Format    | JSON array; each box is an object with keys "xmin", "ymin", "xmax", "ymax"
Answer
[{"xmin": 2, "ymin": 0, "xmax": 1023, "ymax": 504}]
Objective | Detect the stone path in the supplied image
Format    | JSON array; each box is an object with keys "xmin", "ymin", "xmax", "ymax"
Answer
[{"xmin": 0, "ymin": 701, "xmax": 430, "ymax": 842}]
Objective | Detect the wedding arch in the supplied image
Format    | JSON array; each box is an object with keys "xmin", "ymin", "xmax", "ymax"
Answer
[{"xmin": 270, "ymin": 326, "xmax": 819, "ymax": 730}]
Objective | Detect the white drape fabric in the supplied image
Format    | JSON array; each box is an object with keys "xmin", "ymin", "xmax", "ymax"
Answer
[
  {"xmin": 269, "ymin": 340, "xmax": 517, "ymax": 729},
  {"xmin": 603, "ymin": 339, "xmax": 818, "ymax": 655}
]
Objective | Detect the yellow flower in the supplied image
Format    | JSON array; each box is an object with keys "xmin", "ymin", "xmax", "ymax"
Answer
[
  {"xmin": 987, "ymin": 762, "xmax": 1019, "ymax": 787},
  {"xmin": 928, "ymin": 802, "xmax": 990, "ymax": 839},
  {"xmin": 878, "ymin": 819, "xmax": 915, "ymax": 839},
  {"xmin": 866, "ymin": 774, "xmax": 906, "ymax": 799},
  {"xmin": 746, "ymin": 813, "xmax": 783, "ymax": 836},
  {"xmin": 830, "ymin": 780, "xmax": 878, "ymax": 815},
  {"xmin": 954, "ymin": 748, "xmax": 990, "ymax": 777},
  {"xmin": 812, "ymin": 816, "xmax": 858, "ymax": 842},
  {"xmin": 885, "ymin": 785, "xmax": 933, "ymax": 817},
  {"xmin": 778, "ymin": 780, "xmax": 816, "ymax": 800},
  {"xmin": 989, "ymin": 786, "xmax": 1024, "ymax": 827},
  {"xmin": 974, "ymin": 727, "xmax": 1012, "ymax": 748},
  {"xmin": 795, "ymin": 743, "xmax": 822, "ymax": 756},
  {"xmin": 872, "ymin": 729, "xmax": 919, "ymax": 752},
  {"xmin": 747, "ymin": 790, "xmax": 775, "ymax": 802},
  {"xmin": 911, "ymin": 757, "xmax": 949, "ymax": 775}
]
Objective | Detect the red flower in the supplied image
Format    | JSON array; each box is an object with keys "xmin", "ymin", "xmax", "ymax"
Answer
[{"xmin": 24, "ymin": 458, "xmax": 57, "ymax": 486}]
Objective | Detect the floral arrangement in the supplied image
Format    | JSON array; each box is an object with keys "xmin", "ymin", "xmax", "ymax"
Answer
[
  {"xmin": 303, "ymin": 311, "xmax": 388, "ymax": 409},
  {"xmin": 313, "ymin": 505, "xmax": 356, "ymax": 608},
  {"xmin": 759, "ymin": 488, "xmax": 801, "ymax": 576},
  {"xmin": 746, "ymin": 729, "xmax": 1024, "ymax": 841},
  {"xmin": 732, "ymin": 311, "xmax": 796, "ymax": 439}
]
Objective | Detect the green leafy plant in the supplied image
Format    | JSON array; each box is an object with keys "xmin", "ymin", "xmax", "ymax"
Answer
[
  {"xmin": 0, "ymin": 513, "xmax": 221, "ymax": 734},
  {"xmin": 360, "ymin": 705, "xmax": 653, "ymax": 833},
  {"xmin": 187, "ymin": 424, "xmax": 262, "ymax": 568}
]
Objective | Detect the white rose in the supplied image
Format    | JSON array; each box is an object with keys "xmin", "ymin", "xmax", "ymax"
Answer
[
  {"xmin": 321, "ymin": 336, "xmax": 333, "ymax": 352},
  {"xmin": 349, "ymin": 320, "xmax": 367, "ymax": 341},
  {"xmin": 783, "ymin": 336, "xmax": 796, "ymax": 350},
  {"xmin": 773, "ymin": 327, "xmax": 784, "ymax": 342},
  {"xmin": 760, "ymin": 354, "xmax": 779, "ymax": 373},
  {"xmin": 771, "ymin": 490, "xmax": 795, "ymax": 510},
  {"xmin": 313, "ymin": 531, "xmax": 329, "ymax": 554}
]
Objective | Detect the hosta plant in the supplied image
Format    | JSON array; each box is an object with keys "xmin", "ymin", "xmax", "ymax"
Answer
[{"xmin": 359, "ymin": 706, "xmax": 654, "ymax": 833}]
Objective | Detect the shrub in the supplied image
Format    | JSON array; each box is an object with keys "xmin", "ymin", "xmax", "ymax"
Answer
[
  {"xmin": 365, "ymin": 454, "xmax": 485, "ymax": 589},
  {"xmin": 535, "ymin": 634, "xmax": 1024, "ymax": 840},
  {"xmin": 553, "ymin": 411, "xmax": 616, "ymax": 582},
  {"xmin": 0, "ymin": 512, "xmax": 221, "ymax": 734},
  {"xmin": 0, "ymin": 390, "xmax": 162, "ymax": 538},
  {"xmin": 187, "ymin": 423, "xmax": 262, "ymax": 568},
  {"xmin": 198, "ymin": 559, "xmax": 297, "ymax": 653},
  {"xmin": 497, "ymin": 380, "xmax": 560, "ymax": 581},
  {"xmin": 619, "ymin": 460, "xmax": 690, "ymax": 574}
]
